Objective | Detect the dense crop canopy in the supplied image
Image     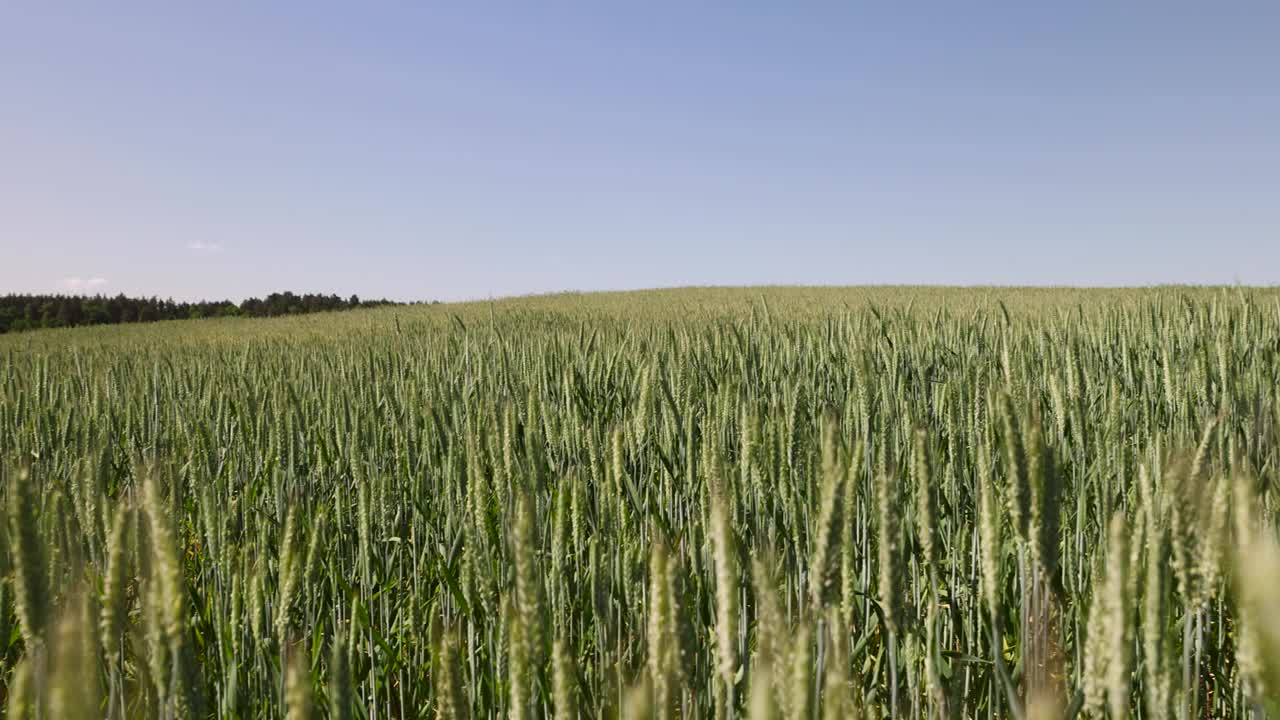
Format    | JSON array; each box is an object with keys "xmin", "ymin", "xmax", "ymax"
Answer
[{"xmin": 1, "ymin": 286, "xmax": 1279, "ymax": 718}]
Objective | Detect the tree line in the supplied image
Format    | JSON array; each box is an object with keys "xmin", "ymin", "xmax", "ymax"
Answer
[{"xmin": 0, "ymin": 291, "xmax": 403, "ymax": 334}]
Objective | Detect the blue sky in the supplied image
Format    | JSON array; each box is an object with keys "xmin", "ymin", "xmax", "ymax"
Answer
[{"xmin": 2, "ymin": 2, "xmax": 1277, "ymax": 301}]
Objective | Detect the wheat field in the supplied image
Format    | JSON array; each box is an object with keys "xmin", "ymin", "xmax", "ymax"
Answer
[{"xmin": 2, "ymin": 287, "xmax": 1279, "ymax": 719}]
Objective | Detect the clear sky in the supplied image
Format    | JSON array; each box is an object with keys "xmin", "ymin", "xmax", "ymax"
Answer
[{"xmin": 3, "ymin": 2, "xmax": 1278, "ymax": 301}]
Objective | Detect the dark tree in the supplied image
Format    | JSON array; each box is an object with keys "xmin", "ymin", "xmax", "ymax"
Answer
[{"xmin": 0, "ymin": 292, "xmax": 402, "ymax": 334}]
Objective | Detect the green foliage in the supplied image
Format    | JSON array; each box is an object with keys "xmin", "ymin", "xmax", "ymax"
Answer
[
  {"xmin": 1, "ymin": 286, "xmax": 1279, "ymax": 718},
  {"xmin": 0, "ymin": 291, "xmax": 402, "ymax": 334}
]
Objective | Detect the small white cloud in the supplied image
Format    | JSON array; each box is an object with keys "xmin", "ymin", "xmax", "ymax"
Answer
[
  {"xmin": 187, "ymin": 241, "xmax": 224, "ymax": 253},
  {"xmin": 61, "ymin": 276, "xmax": 108, "ymax": 291}
]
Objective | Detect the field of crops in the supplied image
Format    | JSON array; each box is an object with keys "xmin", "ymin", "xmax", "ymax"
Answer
[{"xmin": 2, "ymin": 286, "xmax": 1279, "ymax": 719}]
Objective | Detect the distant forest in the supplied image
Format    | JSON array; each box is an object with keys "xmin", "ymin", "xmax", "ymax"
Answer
[{"xmin": 0, "ymin": 291, "xmax": 402, "ymax": 334}]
